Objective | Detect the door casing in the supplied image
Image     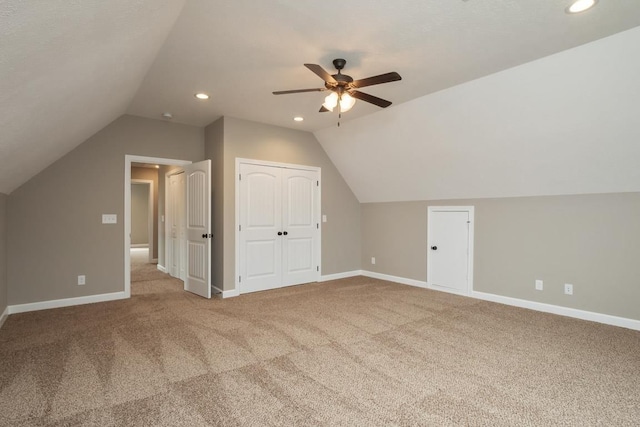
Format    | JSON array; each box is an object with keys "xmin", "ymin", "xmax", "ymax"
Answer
[{"xmin": 124, "ymin": 155, "xmax": 191, "ymax": 298}]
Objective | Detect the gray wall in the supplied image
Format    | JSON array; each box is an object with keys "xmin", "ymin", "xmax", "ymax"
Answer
[
  {"xmin": 204, "ymin": 118, "xmax": 224, "ymax": 290},
  {"xmin": 131, "ymin": 166, "xmax": 159, "ymax": 257},
  {"xmin": 361, "ymin": 192, "xmax": 640, "ymax": 320},
  {"xmin": 0, "ymin": 193, "xmax": 7, "ymax": 316},
  {"xmin": 8, "ymin": 115, "xmax": 204, "ymax": 305},
  {"xmin": 130, "ymin": 183, "xmax": 150, "ymax": 245},
  {"xmin": 207, "ymin": 116, "xmax": 361, "ymax": 292}
]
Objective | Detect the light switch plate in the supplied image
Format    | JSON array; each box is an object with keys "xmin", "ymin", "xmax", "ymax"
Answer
[
  {"xmin": 535, "ymin": 279, "xmax": 543, "ymax": 291},
  {"xmin": 322, "ymin": 215, "xmax": 327, "ymax": 223},
  {"xmin": 102, "ymin": 214, "xmax": 117, "ymax": 224}
]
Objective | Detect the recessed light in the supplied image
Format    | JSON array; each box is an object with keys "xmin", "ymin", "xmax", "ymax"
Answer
[
  {"xmin": 293, "ymin": 116, "xmax": 304, "ymax": 122},
  {"xmin": 566, "ymin": 0, "xmax": 598, "ymax": 14},
  {"xmin": 195, "ymin": 93, "xmax": 209, "ymax": 100}
]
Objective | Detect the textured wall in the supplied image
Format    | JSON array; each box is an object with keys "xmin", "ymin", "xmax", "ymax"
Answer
[
  {"xmin": 361, "ymin": 193, "xmax": 640, "ymax": 320},
  {"xmin": 7, "ymin": 115, "xmax": 203, "ymax": 305},
  {"xmin": 204, "ymin": 118, "xmax": 224, "ymax": 290}
]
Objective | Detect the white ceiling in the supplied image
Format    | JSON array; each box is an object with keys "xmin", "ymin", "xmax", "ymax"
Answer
[{"xmin": 2, "ymin": 0, "xmax": 640, "ymax": 194}]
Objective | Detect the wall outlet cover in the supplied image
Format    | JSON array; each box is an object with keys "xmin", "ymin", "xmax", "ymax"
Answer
[
  {"xmin": 564, "ymin": 283, "xmax": 573, "ymax": 295},
  {"xmin": 535, "ymin": 279, "xmax": 543, "ymax": 291}
]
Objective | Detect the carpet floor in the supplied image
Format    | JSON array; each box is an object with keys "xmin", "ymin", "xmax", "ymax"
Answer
[{"xmin": 1, "ymin": 249, "xmax": 639, "ymax": 426}]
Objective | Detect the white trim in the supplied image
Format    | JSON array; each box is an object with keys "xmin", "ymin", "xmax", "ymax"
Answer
[
  {"xmin": 130, "ymin": 243, "xmax": 149, "ymax": 248},
  {"xmin": 319, "ymin": 270, "xmax": 363, "ymax": 282},
  {"xmin": 361, "ymin": 270, "xmax": 640, "ymax": 331},
  {"xmin": 471, "ymin": 291, "xmax": 640, "ymax": 331},
  {"xmin": 8, "ymin": 291, "xmax": 127, "ymax": 315},
  {"xmin": 125, "ymin": 155, "xmax": 192, "ymax": 299},
  {"xmin": 157, "ymin": 264, "xmax": 167, "ymax": 273},
  {"xmin": 0, "ymin": 306, "xmax": 8, "ymax": 329},
  {"xmin": 235, "ymin": 158, "xmax": 322, "ymax": 294},
  {"xmin": 427, "ymin": 206, "xmax": 475, "ymax": 296},
  {"xmin": 361, "ymin": 270, "xmax": 428, "ymax": 288},
  {"xmin": 131, "ymin": 178, "xmax": 154, "ymax": 262},
  {"xmin": 213, "ymin": 285, "xmax": 240, "ymax": 298}
]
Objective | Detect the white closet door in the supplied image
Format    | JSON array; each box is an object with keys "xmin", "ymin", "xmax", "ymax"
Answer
[
  {"xmin": 281, "ymin": 168, "xmax": 318, "ymax": 286},
  {"xmin": 239, "ymin": 163, "xmax": 283, "ymax": 293}
]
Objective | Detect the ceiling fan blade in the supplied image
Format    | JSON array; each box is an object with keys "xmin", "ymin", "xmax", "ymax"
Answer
[
  {"xmin": 319, "ymin": 105, "xmax": 330, "ymax": 112},
  {"xmin": 304, "ymin": 64, "xmax": 337, "ymax": 84},
  {"xmin": 349, "ymin": 90, "xmax": 393, "ymax": 108},
  {"xmin": 273, "ymin": 88, "xmax": 325, "ymax": 95},
  {"xmin": 351, "ymin": 72, "xmax": 402, "ymax": 89}
]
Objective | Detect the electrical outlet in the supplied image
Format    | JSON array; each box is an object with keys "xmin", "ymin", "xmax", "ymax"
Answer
[
  {"xmin": 535, "ymin": 279, "xmax": 543, "ymax": 291},
  {"xmin": 371, "ymin": 257, "xmax": 376, "ymax": 265},
  {"xmin": 78, "ymin": 275, "xmax": 86, "ymax": 286},
  {"xmin": 102, "ymin": 214, "xmax": 117, "ymax": 224},
  {"xmin": 564, "ymin": 283, "xmax": 573, "ymax": 295}
]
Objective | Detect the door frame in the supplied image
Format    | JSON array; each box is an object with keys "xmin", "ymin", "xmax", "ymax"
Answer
[
  {"xmin": 131, "ymin": 179, "xmax": 154, "ymax": 261},
  {"xmin": 235, "ymin": 158, "xmax": 322, "ymax": 294},
  {"xmin": 124, "ymin": 155, "xmax": 192, "ymax": 298},
  {"xmin": 426, "ymin": 206, "xmax": 475, "ymax": 296}
]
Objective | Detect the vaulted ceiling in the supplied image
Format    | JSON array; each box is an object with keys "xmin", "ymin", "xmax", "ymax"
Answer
[{"xmin": 2, "ymin": 0, "xmax": 640, "ymax": 195}]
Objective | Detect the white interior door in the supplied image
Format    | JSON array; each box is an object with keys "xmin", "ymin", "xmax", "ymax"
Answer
[
  {"xmin": 282, "ymin": 168, "xmax": 318, "ymax": 286},
  {"xmin": 239, "ymin": 163, "xmax": 283, "ymax": 293},
  {"xmin": 184, "ymin": 160, "xmax": 211, "ymax": 299},
  {"xmin": 168, "ymin": 173, "xmax": 183, "ymax": 279},
  {"xmin": 428, "ymin": 209, "xmax": 472, "ymax": 293},
  {"xmin": 238, "ymin": 162, "xmax": 319, "ymax": 294}
]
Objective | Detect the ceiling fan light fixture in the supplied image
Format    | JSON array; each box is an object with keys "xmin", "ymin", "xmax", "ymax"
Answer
[
  {"xmin": 322, "ymin": 92, "xmax": 338, "ymax": 112},
  {"xmin": 566, "ymin": 0, "xmax": 597, "ymax": 14},
  {"xmin": 339, "ymin": 93, "xmax": 356, "ymax": 112}
]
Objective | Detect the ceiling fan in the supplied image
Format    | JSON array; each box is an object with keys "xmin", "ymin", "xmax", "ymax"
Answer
[{"xmin": 273, "ymin": 59, "xmax": 402, "ymax": 115}]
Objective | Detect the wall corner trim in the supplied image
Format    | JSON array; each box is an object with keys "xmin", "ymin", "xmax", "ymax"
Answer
[
  {"xmin": 213, "ymin": 286, "xmax": 240, "ymax": 298},
  {"xmin": 7, "ymin": 291, "xmax": 128, "ymax": 315},
  {"xmin": 157, "ymin": 264, "xmax": 167, "ymax": 273},
  {"xmin": 319, "ymin": 270, "xmax": 363, "ymax": 282},
  {"xmin": 0, "ymin": 306, "xmax": 8, "ymax": 329},
  {"xmin": 470, "ymin": 291, "xmax": 640, "ymax": 331},
  {"xmin": 361, "ymin": 270, "xmax": 428, "ymax": 288}
]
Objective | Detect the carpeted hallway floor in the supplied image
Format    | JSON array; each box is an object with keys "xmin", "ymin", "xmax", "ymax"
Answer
[{"xmin": 1, "ymin": 249, "xmax": 639, "ymax": 426}]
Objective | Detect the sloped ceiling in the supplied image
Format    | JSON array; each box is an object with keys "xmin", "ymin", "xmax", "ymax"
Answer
[
  {"xmin": 2, "ymin": 0, "xmax": 640, "ymax": 195},
  {"xmin": 0, "ymin": 0, "xmax": 186, "ymax": 194},
  {"xmin": 315, "ymin": 27, "xmax": 640, "ymax": 202}
]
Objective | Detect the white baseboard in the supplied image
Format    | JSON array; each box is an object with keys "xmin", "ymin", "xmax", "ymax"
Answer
[
  {"xmin": 361, "ymin": 270, "xmax": 428, "ymax": 289},
  {"xmin": 157, "ymin": 264, "xmax": 167, "ymax": 273},
  {"xmin": 130, "ymin": 244, "xmax": 149, "ymax": 248},
  {"xmin": 319, "ymin": 270, "xmax": 362, "ymax": 282},
  {"xmin": 0, "ymin": 306, "xmax": 8, "ymax": 329},
  {"xmin": 213, "ymin": 285, "xmax": 240, "ymax": 298},
  {"xmin": 471, "ymin": 291, "xmax": 640, "ymax": 331},
  {"xmin": 8, "ymin": 291, "xmax": 128, "ymax": 315},
  {"xmin": 361, "ymin": 271, "xmax": 640, "ymax": 331},
  {"xmin": 151, "ymin": 258, "xmax": 158, "ymax": 263}
]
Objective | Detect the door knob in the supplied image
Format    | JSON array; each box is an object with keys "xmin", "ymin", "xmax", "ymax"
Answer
[
  {"xmin": 277, "ymin": 232, "xmax": 283, "ymax": 236},
  {"xmin": 431, "ymin": 246, "xmax": 438, "ymax": 250},
  {"xmin": 283, "ymin": 231, "xmax": 288, "ymax": 236}
]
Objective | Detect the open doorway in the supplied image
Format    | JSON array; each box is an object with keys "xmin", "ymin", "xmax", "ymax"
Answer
[{"xmin": 124, "ymin": 155, "xmax": 192, "ymax": 298}]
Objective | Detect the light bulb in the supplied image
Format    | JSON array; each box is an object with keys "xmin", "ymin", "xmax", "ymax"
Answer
[
  {"xmin": 566, "ymin": 0, "xmax": 597, "ymax": 14},
  {"xmin": 322, "ymin": 92, "xmax": 338, "ymax": 111},
  {"xmin": 339, "ymin": 93, "xmax": 356, "ymax": 112}
]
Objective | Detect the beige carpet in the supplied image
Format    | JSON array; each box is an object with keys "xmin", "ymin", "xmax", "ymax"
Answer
[{"xmin": 1, "ymin": 252, "xmax": 639, "ymax": 426}]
